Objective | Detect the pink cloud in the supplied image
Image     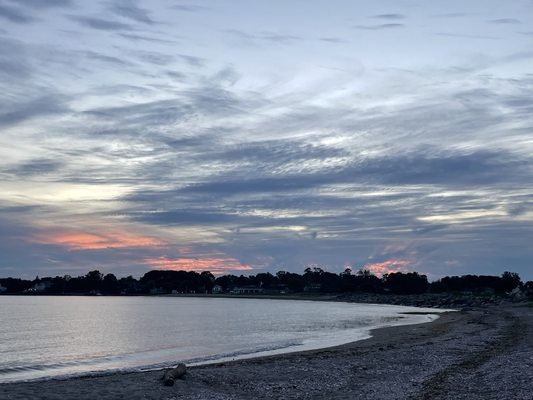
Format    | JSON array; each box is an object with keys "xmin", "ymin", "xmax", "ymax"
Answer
[
  {"xmin": 144, "ymin": 256, "xmax": 254, "ymax": 274},
  {"xmin": 363, "ymin": 259, "xmax": 410, "ymax": 277},
  {"xmin": 31, "ymin": 229, "xmax": 166, "ymax": 250}
]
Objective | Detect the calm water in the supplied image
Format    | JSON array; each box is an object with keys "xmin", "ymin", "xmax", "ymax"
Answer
[{"xmin": 0, "ymin": 296, "xmax": 445, "ymax": 383}]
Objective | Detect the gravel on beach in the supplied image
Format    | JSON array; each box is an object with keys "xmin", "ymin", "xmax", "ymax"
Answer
[{"xmin": 1, "ymin": 304, "xmax": 531, "ymax": 400}]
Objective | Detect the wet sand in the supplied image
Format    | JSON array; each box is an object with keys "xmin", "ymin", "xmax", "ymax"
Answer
[{"xmin": 1, "ymin": 304, "xmax": 531, "ymax": 399}]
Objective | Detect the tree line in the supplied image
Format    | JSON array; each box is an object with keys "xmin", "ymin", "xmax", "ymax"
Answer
[{"xmin": 0, "ymin": 267, "xmax": 531, "ymax": 297}]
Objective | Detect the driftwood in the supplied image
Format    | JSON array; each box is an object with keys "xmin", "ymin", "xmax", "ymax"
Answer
[{"xmin": 162, "ymin": 363, "xmax": 187, "ymax": 386}]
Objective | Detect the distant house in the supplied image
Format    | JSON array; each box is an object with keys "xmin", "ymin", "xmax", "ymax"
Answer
[
  {"xmin": 32, "ymin": 280, "xmax": 53, "ymax": 293},
  {"xmin": 0, "ymin": 284, "xmax": 7, "ymax": 293},
  {"xmin": 230, "ymin": 285, "xmax": 264, "ymax": 295},
  {"xmin": 212, "ymin": 285, "xmax": 224, "ymax": 294}
]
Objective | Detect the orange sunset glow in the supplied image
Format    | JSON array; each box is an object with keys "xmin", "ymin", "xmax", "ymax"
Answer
[
  {"xmin": 31, "ymin": 230, "xmax": 166, "ymax": 250},
  {"xmin": 364, "ymin": 260, "xmax": 410, "ymax": 277},
  {"xmin": 144, "ymin": 256, "xmax": 254, "ymax": 274}
]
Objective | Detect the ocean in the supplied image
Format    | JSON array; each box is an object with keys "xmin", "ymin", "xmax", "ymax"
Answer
[{"xmin": 0, "ymin": 296, "xmax": 446, "ymax": 383}]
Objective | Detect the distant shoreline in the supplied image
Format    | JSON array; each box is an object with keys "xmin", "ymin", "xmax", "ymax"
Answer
[{"xmin": 0, "ymin": 290, "xmax": 516, "ymax": 309}]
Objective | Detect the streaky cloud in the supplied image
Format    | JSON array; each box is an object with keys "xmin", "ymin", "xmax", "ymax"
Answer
[
  {"xmin": 5, "ymin": 0, "xmax": 73, "ymax": 9},
  {"xmin": 119, "ymin": 33, "xmax": 177, "ymax": 44},
  {"xmin": 225, "ymin": 29, "xmax": 302, "ymax": 44},
  {"xmin": 354, "ymin": 23, "xmax": 404, "ymax": 30},
  {"xmin": 106, "ymin": 0, "xmax": 155, "ymax": 25},
  {"xmin": 319, "ymin": 37, "xmax": 346, "ymax": 43},
  {"xmin": 0, "ymin": 38, "xmax": 32, "ymax": 79},
  {"xmin": 371, "ymin": 14, "xmax": 405, "ymax": 20},
  {"xmin": 81, "ymin": 50, "xmax": 135, "ymax": 67},
  {"xmin": 0, "ymin": 3, "xmax": 35, "ymax": 23},
  {"xmin": 434, "ymin": 32, "xmax": 500, "ymax": 40},
  {"xmin": 179, "ymin": 150, "xmax": 532, "ymax": 196},
  {"xmin": 5, "ymin": 159, "xmax": 63, "ymax": 177},
  {"xmin": 68, "ymin": 15, "xmax": 132, "ymax": 31},
  {"xmin": 432, "ymin": 12, "xmax": 471, "ymax": 18},
  {"xmin": 170, "ymin": 4, "xmax": 208, "ymax": 12},
  {"xmin": 178, "ymin": 54, "xmax": 206, "ymax": 67},
  {"xmin": 0, "ymin": 95, "xmax": 69, "ymax": 127},
  {"xmin": 488, "ymin": 18, "xmax": 521, "ymax": 24}
]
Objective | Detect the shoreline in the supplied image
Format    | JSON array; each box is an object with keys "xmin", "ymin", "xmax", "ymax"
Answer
[
  {"xmin": 1, "ymin": 305, "xmax": 531, "ymax": 399},
  {"xmin": 0, "ymin": 291, "xmax": 511, "ymax": 308}
]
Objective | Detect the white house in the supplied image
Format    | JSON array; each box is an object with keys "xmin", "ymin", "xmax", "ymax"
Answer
[{"xmin": 212, "ymin": 285, "xmax": 224, "ymax": 294}]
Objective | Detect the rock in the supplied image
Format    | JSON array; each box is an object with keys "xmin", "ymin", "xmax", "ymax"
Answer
[{"xmin": 162, "ymin": 363, "xmax": 187, "ymax": 386}]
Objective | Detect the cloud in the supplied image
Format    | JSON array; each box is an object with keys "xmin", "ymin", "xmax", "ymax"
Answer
[
  {"xmin": 1, "ymin": 2, "xmax": 533, "ymax": 281},
  {"xmin": 214, "ymin": 140, "xmax": 347, "ymax": 165},
  {"xmin": 318, "ymin": 37, "xmax": 346, "ymax": 43},
  {"xmin": 507, "ymin": 204, "xmax": 530, "ymax": 216},
  {"xmin": 0, "ymin": 0, "xmax": 72, "ymax": 24},
  {"xmin": 178, "ymin": 54, "xmax": 206, "ymax": 67},
  {"xmin": 134, "ymin": 209, "xmax": 244, "ymax": 225},
  {"xmin": 432, "ymin": 13, "xmax": 471, "ymax": 18},
  {"xmin": 106, "ymin": 0, "xmax": 155, "ymax": 25},
  {"xmin": 353, "ymin": 150, "xmax": 530, "ymax": 186},
  {"xmin": 0, "ymin": 38, "xmax": 32, "ymax": 79},
  {"xmin": 434, "ymin": 32, "xmax": 499, "ymax": 40},
  {"xmin": 144, "ymin": 256, "xmax": 254, "ymax": 274},
  {"xmin": 225, "ymin": 29, "xmax": 302, "ymax": 44},
  {"xmin": 68, "ymin": 15, "xmax": 132, "ymax": 31},
  {"xmin": 354, "ymin": 23, "xmax": 404, "ymax": 30},
  {"xmin": 30, "ymin": 229, "xmax": 166, "ymax": 250},
  {"xmin": 136, "ymin": 50, "xmax": 175, "ymax": 66},
  {"xmin": 363, "ymin": 260, "xmax": 411, "ymax": 276},
  {"xmin": 411, "ymin": 223, "xmax": 449, "ymax": 235},
  {"xmin": 5, "ymin": 0, "xmax": 73, "ymax": 9},
  {"xmin": 0, "ymin": 95, "xmax": 69, "ymax": 127},
  {"xmin": 371, "ymin": 14, "xmax": 405, "ymax": 20},
  {"xmin": 5, "ymin": 159, "xmax": 63, "ymax": 177},
  {"xmin": 178, "ymin": 149, "xmax": 530, "ymax": 196},
  {"xmin": 261, "ymin": 33, "xmax": 301, "ymax": 43},
  {"xmin": 170, "ymin": 4, "xmax": 208, "ymax": 12},
  {"xmin": 225, "ymin": 29, "xmax": 254, "ymax": 40},
  {"xmin": 0, "ymin": 3, "xmax": 35, "ymax": 23},
  {"xmin": 81, "ymin": 50, "xmax": 135, "ymax": 67},
  {"xmin": 83, "ymin": 98, "xmax": 189, "ymax": 125},
  {"xmin": 119, "ymin": 33, "xmax": 177, "ymax": 44},
  {"xmin": 488, "ymin": 18, "xmax": 521, "ymax": 24}
]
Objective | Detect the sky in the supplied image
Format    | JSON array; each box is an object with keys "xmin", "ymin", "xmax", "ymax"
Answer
[{"xmin": 0, "ymin": 0, "xmax": 532, "ymax": 280}]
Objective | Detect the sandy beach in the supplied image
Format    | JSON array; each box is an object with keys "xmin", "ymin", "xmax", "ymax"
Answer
[{"xmin": 1, "ymin": 304, "xmax": 531, "ymax": 400}]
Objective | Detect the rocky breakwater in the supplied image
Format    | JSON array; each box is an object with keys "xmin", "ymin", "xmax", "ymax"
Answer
[{"xmin": 337, "ymin": 292, "xmax": 521, "ymax": 308}]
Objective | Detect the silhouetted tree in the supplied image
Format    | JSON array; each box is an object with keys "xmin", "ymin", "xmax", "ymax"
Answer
[
  {"xmin": 84, "ymin": 270, "xmax": 104, "ymax": 292},
  {"xmin": 276, "ymin": 271, "xmax": 305, "ymax": 292},
  {"xmin": 0, "ymin": 267, "xmax": 526, "ymax": 298},
  {"xmin": 383, "ymin": 272, "xmax": 428, "ymax": 294},
  {"xmin": 101, "ymin": 273, "xmax": 120, "ymax": 294},
  {"xmin": 501, "ymin": 271, "xmax": 521, "ymax": 292},
  {"xmin": 214, "ymin": 274, "xmax": 237, "ymax": 291},
  {"xmin": 0, "ymin": 278, "xmax": 32, "ymax": 293},
  {"xmin": 430, "ymin": 272, "xmax": 523, "ymax": 294}
]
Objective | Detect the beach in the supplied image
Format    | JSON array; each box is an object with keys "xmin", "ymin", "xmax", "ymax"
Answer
[{"xmin": 0, "ymin": 303, "xmax": 531, "ymax": 399}]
